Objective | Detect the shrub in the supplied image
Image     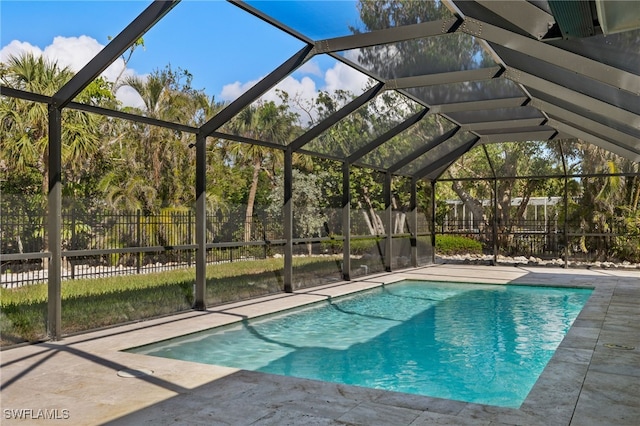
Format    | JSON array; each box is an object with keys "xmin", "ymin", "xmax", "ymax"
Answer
[{"xmin": 436, "ymin": 235, "xmax": 482, "ymax": 255}]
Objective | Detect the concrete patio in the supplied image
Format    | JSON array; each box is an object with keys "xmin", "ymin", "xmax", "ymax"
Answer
[{"xmin": 1, "ymin": 264, "xmax": 638, "ymax": 425}]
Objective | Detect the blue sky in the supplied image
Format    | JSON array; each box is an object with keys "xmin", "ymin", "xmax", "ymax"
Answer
[{"xmin": 0, "ymin": 0, "xmax": 369, "ymax": 109}]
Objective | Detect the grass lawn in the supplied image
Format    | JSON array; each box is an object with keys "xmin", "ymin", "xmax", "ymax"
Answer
[{"xmin": 0, "ymin": 256, "xmax": 342, "ymax": 346}]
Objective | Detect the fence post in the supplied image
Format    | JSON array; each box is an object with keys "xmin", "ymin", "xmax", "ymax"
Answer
[{"xmin": 136, "ymin": 209, "xmax": 142, "ymax": 274}]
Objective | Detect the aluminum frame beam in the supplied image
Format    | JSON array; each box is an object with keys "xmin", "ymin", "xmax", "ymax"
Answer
[
  {"xmin": 475, "ymin": 0, "xmax": 555, "ymax": 40},
  {"xmin": 410, "ymin": 177, "xmax": 418, "ymax": 267},
  {"xmin": 461, "ymin": 117, "xmax": 546, "ymax": 132},
  {"xmin": 530, "ymin": 98, "xmax": 640, "ymax": 152},
  {"xmin": 312, "ymin": 18, "xmax": 460, "ymax": 54},
  {"xmin": 505, "ymin": 68, "xmax": 640, "ymax": 129},
  {"xmin": 347, "ymin": 108, "xmax": 429, "ymax": 164},
  {"xmin": 1, "ymin": 86, "xmax": 51, "ymax": 104},
  {"xmin": 342, "ymin": 162, "xmax": 351, "ymax": 281},
  {"xmin": 289, "ymin": 82, "xmax": 385, "ymax": 152},
  {"xmin": 47, "ymin": 106, "xmax": 62, "ymax": 340},
  {"xmin": 547, "ymin": 119, "xmax": 640, "ymax": 162},
  {"xmin": 388, "ymin": 126, "xmax": 461, "ymax": 173},
  {"xmin": 53, "ymin": 0, "xmax": 179, "ymax": 108},
  {"xmin": 384, "ymin": 67, "xmax": 503, "ymax": 90},
  {"xmin": 383, "ymin": 172, "xmax": 392, "ymax": 272},
  {"xmin": 429, "ymin": 97, "xmax": 529, "ymax": 113},
  {"xmin": 415, "ymin": 137, "xmax": 479, "ymax": 180},
  {"xmin": 194, "ymin": 134, "xmax": 207, "ymax": 310},
  {"xmin": 199, "ymin": 44, "xmax": 314, "ymax": 137},
  {"xmin": 478, "ymin": 129, "xmax": 557, "ymax": 143},
  {"xmin": 458, "ymin": 16, "xmax": 640, "ymax": 95}
]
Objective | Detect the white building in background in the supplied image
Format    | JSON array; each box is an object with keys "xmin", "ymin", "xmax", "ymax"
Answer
[{"xmin": 444, "ymin": 197, "xmax": 563, "ymax": 231}]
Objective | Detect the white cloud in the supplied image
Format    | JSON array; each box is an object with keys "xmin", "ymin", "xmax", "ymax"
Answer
[
  {"xmin": 296, "ymin": 60, "xmax": 322, "ymax": 77},
  {"xmin": 324, "ymin": 61, "xmax": 370, "ymax": 94},
  {"xmin": 0, "ymin": 40, "xmax": 43, "ymax": 61},
  {"xmin": 115, "ymin": 85, "xmax": 146, "ymax": 110},
  {"xmin": 1, "ymin": 36, "xmax": 141, "ymax": 107},
  {"xmin": 218, "ymin": 60, "xmax": 370, "ymax": 125},
  {"xmin": 220, "ymin": 78, "xmax": 259, "ymax": 102}
]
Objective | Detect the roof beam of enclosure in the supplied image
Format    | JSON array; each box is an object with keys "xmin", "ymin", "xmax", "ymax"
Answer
[
  {"xmin": 384, "ymin": 67, "xmax": 503, "ymax": 90},
  {"xmin": 289, "ymin": 82, "xmax": 385, "ymax": 152},
  {"xmin": 437, "ymin": 172, "xmax": 640, "ymax": 182},
  {"xmin": 474, "ymin": 0, "xmax": 555, "ymax": 40},
  {"xmin": 387, "ymin": 126, "xmax": 460, "ymax": 173},
  {"xmin": 312, "ymin": 18, "xmax": 460, "ymax": 54},
  {"xmin": 478, "ymin": 129, "xmax": 557, "ymax": 144},
  {"xmin": 458, "ymin": 18, "xmax": 640, "ymax": 96},
  {"xmin": 430, "ymin": 97, "xmax": 528, "ymax": 114},
  {"xmin": 200, "ymin": 44, "xmax": 314, "ymax": 137},
  {"xmin": 347, "ymin": 108, "xmax": 429, "ymax": 163},
  {"xmin": 461, "ymin": 117, "xmax": 546, "ymax": 132},
  {"xmin": 210, "ymin": 132, "xmax": 287, "ymax": 151},
  {"xmin": 505, "ymin": 68, "xmax": 640, "ymax": 130},
  {"xmin": 1, "ymin": 86, "xmax": 51, "ymax": 104},
  {"xmin": 229, "ymin": 0, "xmax": 314, "ymax": 44},
  {"xmin": 53, "ymin": 0, "xmax": 179, "ymax": 108},
  {"xmin": 530, "ymin": 98, "xmax": 640, "ymax": 152},
  {"xmin": 548, "ymin": 119, "xmax": 640, "ymax": 162},
  {"xmin": 68, "ymin": 100, "xmax": 198, "ymax": 133},
  {"xmin": 414, "ymin": 137, "xmax": 479, "ymax": 180}
]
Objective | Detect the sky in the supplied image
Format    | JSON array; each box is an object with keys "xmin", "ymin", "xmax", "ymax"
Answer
[{"xmin": 0, "ymin": 0, "xmax": 370, "ymax": 112}]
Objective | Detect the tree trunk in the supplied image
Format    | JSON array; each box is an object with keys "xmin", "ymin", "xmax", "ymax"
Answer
[
  {"xmin": 451, "ymin": 180, "xmax": 487, "ymax": 227},
  {"xmin": 244, "ymin": 158, "xmax": 261, "ymax": 242},
  {"xmin": 356, "ymin": 200, "xmax": 376, "ymax": 235}
]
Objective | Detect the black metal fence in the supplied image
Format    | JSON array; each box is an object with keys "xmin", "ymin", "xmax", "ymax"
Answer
[
  {"xmin": 437, "ymin": 217, "xmax": 637, "ymax": 262},
  {"xmin": 2, "ymin": 206, "xmax": 636, "ymax": 288},
  {"xmin": 1, "ymin": 208, "xmax": 284, "ymax": 288}
]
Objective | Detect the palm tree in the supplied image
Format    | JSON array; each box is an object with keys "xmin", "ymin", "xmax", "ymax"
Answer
[
  {"xmin": 106, "ymin": 66, "xmax": 212, "ymax": 211},
  {"xmin": 1, "ymin": 53, "xmax": 102, "ymax": 256},
  {"xmin": 225, "ymin": 101, "xmax": 298, "ymax": 242}
]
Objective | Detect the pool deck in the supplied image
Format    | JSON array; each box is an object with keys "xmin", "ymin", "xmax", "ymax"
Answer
[{"xmin": 1, "ymin": 264, "xmax": 639, "ymax": 425}]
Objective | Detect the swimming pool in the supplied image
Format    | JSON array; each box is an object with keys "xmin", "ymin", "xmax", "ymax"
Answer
[{"xmin": 128, "ymin": 281, "xmax": 592, "ymax": 408}]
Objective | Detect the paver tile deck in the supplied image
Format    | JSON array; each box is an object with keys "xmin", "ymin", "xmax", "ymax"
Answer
[{"xmin": 1, "ymin": 265, "xmax": 638, "ymax": 425}]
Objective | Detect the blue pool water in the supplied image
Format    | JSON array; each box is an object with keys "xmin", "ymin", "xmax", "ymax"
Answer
[{"xmin": 129, "ymin": 281, "xmax": 592, "ymax": 408}]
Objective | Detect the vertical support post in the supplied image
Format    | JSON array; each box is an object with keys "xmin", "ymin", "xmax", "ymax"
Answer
[
  {"xmin": 70, "ymin": 208, "xmax": 75, "ymax": 279},
  {"xmin": 47, "ymin": 105, "xmax": 62, "ymax": 340},
  {"xmin": 194, "ymin": 134, "xmax": 207, "ymax": 310},
  {"xmin": 187, "ymin": 209, "xmax": 193, "ymax": 267},
  {"xmin": 284, "ymin": 148, "xmax": 293, "ymax": 292},
  {"xmin": 410, "ymin": 178, "xmax": 418, "ymax": 267},
  {"xmin": 559, "ymin": 140, "xmax": 569, "ymax": 268},
  {"xmin": 493, "ymin": 178, "xmax": 498, "ymax": 265},
  {"xmin": 136, "ymin": 209, "xmax": 142, "ymax": 274},
  {"xmin": 384, "ymin": 172, "xmax": 392, "ymax": 272},
  {"xmin": 564, "ymin": 175, "xmax": 569, "ymax": 268},
  {"xmin": 342, "ymin": 162, "xmax": 351, "ymax": 280},
  {"xmin": 431, "ymin": 180, "xmax": 437, "ymax": 264}
]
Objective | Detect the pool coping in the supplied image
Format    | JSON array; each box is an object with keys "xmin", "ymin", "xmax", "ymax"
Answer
[{"xmin": 1, "ymin": 264, "xmax": 638, "ymax": 425}]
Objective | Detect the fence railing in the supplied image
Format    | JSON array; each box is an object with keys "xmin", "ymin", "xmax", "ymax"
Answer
[{"xmin": 2, "ymin": 208, "xmax": 636, "ymax": 287}]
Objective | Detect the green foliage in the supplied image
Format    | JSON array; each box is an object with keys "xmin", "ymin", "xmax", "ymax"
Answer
[
  {"xmin": 436, "ymin": 235, "xmax": 483, "ymax": 255},
  {"xmin": 320, "ymin": 237, "xmax": 385, "ymax": 256}
]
